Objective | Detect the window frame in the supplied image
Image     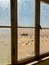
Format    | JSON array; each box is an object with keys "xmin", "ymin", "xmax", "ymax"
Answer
[
  {"xmin": 0, "ymin": 0, "xmax": 48, "ymax": 65},
  {"xmin": 16, "ymin": 0, "xmax": 40, "ymax": 64},
  {"xmin": 11, "ymin": 0, "xmax": 49, "ymax": 65}
]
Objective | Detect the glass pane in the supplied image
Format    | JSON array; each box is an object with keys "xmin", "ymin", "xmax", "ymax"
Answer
[
  {"xmin": 40, "ymin": 2, "xmax": 49, "ymax": 54},
  {"xmin": 18, "ymin": 28, "xmax": 35, "ymax": 61},
  {"xmin": 0, "ymin": 0, "xmax": 11, "ymax": 26},
  {"xmin": 0, "ymin": 28, "xmax": 11, "ymax": 65},
  {"xmin": 17, "ymin": 0, "xmax": 35, "ymax": 61},
  {"xmin": 18, "ymin": 0, "xmax": 35, "ymax": 27}
]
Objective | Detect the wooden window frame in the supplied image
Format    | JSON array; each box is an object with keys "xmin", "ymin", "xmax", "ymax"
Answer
[{"xmin": 6, "ymin": 0, "xmax": 49, "ymax": 65}]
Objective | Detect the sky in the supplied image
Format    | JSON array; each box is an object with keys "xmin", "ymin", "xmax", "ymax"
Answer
[
  {"xmin": 40, "ymin": 2, "xmax": 49, "ymax": 28},
  {"xmin": 0, "ymin": 0, "xmax": 10, "ymax": 26},
  {"xmin": 18, "ymin": 0, "xmax": 35, "ymax": 27},
  {"xmin": 18, "ymin": 0, "xmax": 49, "ymax": 28},
  {"xmin": 0, "ymin": 0, "xmax": 49, "ymax": 28}
]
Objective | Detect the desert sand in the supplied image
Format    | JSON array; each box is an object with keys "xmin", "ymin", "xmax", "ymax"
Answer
[
  {"xmin": 18, "ymin": 28, "xmax": 49, "ymax": 61},
  {"xmin": 0, "ymin": 28, "xmax": 49, "ymax": 65},
  {"xmin": 0, "ymin": 28, "xmax": 11, "ymax": 65}
]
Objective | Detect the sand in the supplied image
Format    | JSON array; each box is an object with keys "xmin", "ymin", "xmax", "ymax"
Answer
[
  {"xmin": 40, "ymin": 29, "xmax": 49, "ymax": 54},
  {"xmin": 0, "ymin": 28, "xmax": 11, "ymax": 65},
  {"xmin": 18, "ymin": 28, "xmax": 49, "ymax": 61},
  {"xmin": 0, "ymin": 28, "xmax": 49, "ymax": 65}
]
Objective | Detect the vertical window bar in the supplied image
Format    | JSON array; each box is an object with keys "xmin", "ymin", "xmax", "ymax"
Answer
[
  {"xmin": 11, "ymin": 0, "xmax": 14, "ymax": 64},
  {"xmin": 35, "ymin": 0, "xmax": 40, "ymax": 59},
  {"xmin": 15, "ymin": 0, "xmax": 18, "ymax": 64},
  {"xmin": 11, "ymin": 0, "xmax": 17, "ymax": 64}
]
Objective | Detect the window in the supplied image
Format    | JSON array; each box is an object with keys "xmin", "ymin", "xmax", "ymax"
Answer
[
  {"xmin": 17, "ymin": 0, "xmax": 40, "ymax": 64},
  {"xmin": 0, "ymin": 0, "xmax": 11, "ymax": 26},
  {"xmin": 0, "ymin": 0, "xmax": 49, "ymax": 65},
  {"xmin": 40, "ymin": 2, "xmax": 49, "ymax": 54},
  {"xmin": 0, "ymin": 0, "xmax": 11, "ymax": 65},
  {"xmin": 17, "ymin": 0, "xmax": 35, "ymax": 61},
  {"xmin": 16, "ymin": 0, "xmax": 49, "ymax": 64}
]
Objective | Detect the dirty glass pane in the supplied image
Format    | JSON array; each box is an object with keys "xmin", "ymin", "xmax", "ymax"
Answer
[
  {"xmin": 40, "ymin": 2, "xmax": 49, "ymax": 54},
  {"xmin": 0, "ymin": 0, "xmax": 11, "ymax": 26},
  {"xmin": 17, "ymin": 0, "xmax": 35, "ymax": 61},
  {"xmin": 0, "ymin": 28, "xmax": 11, "ymax": 65}
]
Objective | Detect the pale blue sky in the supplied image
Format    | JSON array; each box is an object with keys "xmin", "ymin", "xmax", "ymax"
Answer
[
  {"xmin": 40, "ymin": 2, "xmax": 49, "ymax": 28},
  {"xmin": 0, "ymin": 0, "xmax": 10, "ymax": 26},
  {"xmin": 18, "ymin": 0, "xmax": 35, "ymax": 27},
  {"xmin": 18, "ymin": 0, "xmax": 49, "ymax": 28},
  {"xmin": 0, "ymin": 0, "xmax": 49, "ymax": 28}
]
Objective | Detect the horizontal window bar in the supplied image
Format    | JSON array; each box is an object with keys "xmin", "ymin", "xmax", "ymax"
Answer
[
  {"xmin": 17, "ymin": 27, "xmax": 49, "ymax": 29},
  {"xmin": 41, "ymin": 0, "xmax": 49, "ymax": 4},
  {"xmin": 17, "ymin": 52, "xmax": 49, "ymax": 65},
  {"xmin": 0, "ymin": 26, "xmax": 11, "ymax": 28},
  {"xmin": 17, "ymin": 27, "xmax": 35, "ymax": 28},
  {"xmin": 39, "ymin": 52, "xmax": 49, "ymax": 59},
  {"xmin": 18, "ymin": 56, "xmax": 36, "ymax": 65}
]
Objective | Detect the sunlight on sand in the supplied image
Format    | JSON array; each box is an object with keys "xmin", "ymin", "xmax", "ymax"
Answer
[
  {"xmin": 0, "ymin": 28, "xmax": 49, "ymax": 65},
  {"xmin": 18, "ymin": 28, "xmax": 49, "ymax": 61},
  {"xmin": 40, "ymin": 29, "xmax": 49, "ymax": 54},
  {"xmin": 0, "ymin": 28, "xmax": 11, "ymax": 65}
]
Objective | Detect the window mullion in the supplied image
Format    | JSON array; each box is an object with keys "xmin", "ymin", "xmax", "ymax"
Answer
[
  {"xmin": 11, "ymin": 0, "xmax": 17, "ymax": 64},
  {"xmin": 0, "ymin": 26, "xmax": 11, "ymax": 28},
  {"xmin": 35, "ymin": 0, "xmax": 40, "ymax": 58}
]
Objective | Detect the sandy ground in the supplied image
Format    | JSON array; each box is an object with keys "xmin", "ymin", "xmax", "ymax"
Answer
[
  {"xmin": 0, "ymin": 28, "xmax": 49, "ymax": 65},
  {"xmin": 40, "ymin": 29, "xmax": 49, "ymax": 54},
  {"xmin": 0, "ymin": 28, "xmax": 11, "ymax": 65},
  {"xmin": 18, "ymin": 28, "xmax": 49, "ymax": 61},
  {"xmin": 18, "ymin": 28, "xmax": 35, "ymax": 61}
]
